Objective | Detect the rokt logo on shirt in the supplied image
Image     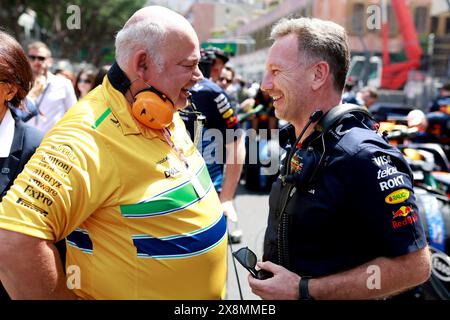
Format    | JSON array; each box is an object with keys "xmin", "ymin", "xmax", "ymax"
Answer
[{"xmin": 379, "ymin": 175, "xmax": 405, "ymax": 191}]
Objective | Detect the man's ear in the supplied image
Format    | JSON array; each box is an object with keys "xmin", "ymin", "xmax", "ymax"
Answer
[
  {"xmin": 311, "ymin": 61, "xmax": 330, "ymax": 91},
  {"xmin": 132, "ymin": 49, "xmax": 149, "ymax": 79}
]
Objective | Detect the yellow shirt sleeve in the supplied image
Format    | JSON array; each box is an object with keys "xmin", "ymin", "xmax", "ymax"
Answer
[{"xmin": 0, "ymin": 120, "xmax": 121, "ymax": 241}]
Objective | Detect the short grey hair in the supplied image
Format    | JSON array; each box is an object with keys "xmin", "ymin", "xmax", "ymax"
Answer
[
  {"xmin": 270, "ymin": 17, "xmax": 350, "ymax": 92},
  {"xmin": 115, "ymin": 19, "xmax": 166, "ymax": 73}
]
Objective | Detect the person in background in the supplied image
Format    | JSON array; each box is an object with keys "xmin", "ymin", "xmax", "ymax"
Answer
[
  {"xmin": 183, "ymin": 48, "xmax": 246, "ymax": 244},
  {"xmin": 55, "ymin": 69, "xmax": 77, "ymax": 87},
  {"xmin": 357, "ymin": 86, "xmax": 381, "ymax": 121},
  {"xmin": 342, "ymin": 81, "xmax": 359, "ymax": 105},
  {"xmin": 209, "ymin": 48, "xmax": 229, "ymax": 83},
  {"xmin": 430, "ymin": 82, "xmax": 450, "ymax": 113},
  {"xmin": 26, "ymin": 41, "xmax": 77, "ymax": 133},
  {"xmin": 219, "ymin": 65, "xmax": 240, "ymax": 110},
  {"xmin": 405, "ymin": 109, "xmax": 450, "ymax": 158},
  {"xmin": 407, "ymin": 109, "xmax": 428, "ymax": 133},
  {"xmin": 404, "ymin": 109, "xmax": 436, "ymax": 144},
  {"xmin": 0, "ymin": 30, "xmax": 44, "ymax": 300},
  {"xmin": 252, "ymin": 88, "xmax": 277, "ymax": 134},
  {"xmin": 358, "ymin": 86, "xmax": 379, "ymax": 110},
  {"xmin": 93, "ymin": 65, "xmax": 112, "ymax": 88},
  {"xmin": 426, "ymin": 110, "xmax": 450, "ymax": 157},
  {"xmin": 235, "ymin": 75, "xmax": 249, "ymax": 105},
  {"xmin": 75, "ymin": 69, "xmax": 96, "ymax": 99}
]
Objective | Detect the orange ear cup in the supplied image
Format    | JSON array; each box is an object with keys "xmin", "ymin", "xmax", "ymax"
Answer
[{"xmin": 132, "ymin": 91, "xmax": 175, "ymax": 129}]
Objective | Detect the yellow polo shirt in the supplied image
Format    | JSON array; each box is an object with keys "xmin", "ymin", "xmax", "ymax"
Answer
[{"xmin": 0, "ymin": 77, "xmax": 227, "ymax": 299}]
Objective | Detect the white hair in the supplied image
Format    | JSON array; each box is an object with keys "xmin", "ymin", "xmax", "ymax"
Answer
[{"xmin": 115, "ymin": 19, "xmax": 166, "ymax": 73}]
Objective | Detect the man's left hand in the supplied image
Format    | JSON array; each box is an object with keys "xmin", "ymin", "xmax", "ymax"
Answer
[
  {"xmin": 221, "ymin": 200, "xmax": 238, "ymax": 222},
  {"xmin": 248, "ymin": 261, "xmax": 300, "ymax": 300}
]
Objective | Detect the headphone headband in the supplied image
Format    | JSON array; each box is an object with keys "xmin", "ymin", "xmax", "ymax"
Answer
[
  {"xmin": 135, "ymin": 87, "xmax": 175, "ymax": 108},
  {"xmin": 281, "ymin": 103, "xmax": 374, "ymax": 188},
  {"xmin": 316, "ymin": 103, "xmax": 372, "ymax": 134},
  {"xmin": 107, "ymin": 62, "xmax": 131, "ymax": 95}
]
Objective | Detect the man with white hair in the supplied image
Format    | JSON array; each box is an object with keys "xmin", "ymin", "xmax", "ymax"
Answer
[{"xmin": 0, "ymin": 6, "xmax": 227, "ymax": 299}]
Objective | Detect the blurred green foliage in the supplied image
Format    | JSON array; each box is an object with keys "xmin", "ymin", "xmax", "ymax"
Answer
[{"xmin": 0, "ymin": 0, "xmax": 146, "ymax": 65}]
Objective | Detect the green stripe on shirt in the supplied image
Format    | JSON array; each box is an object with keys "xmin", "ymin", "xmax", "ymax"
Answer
[
  {"xmin": 91, "ymin": 108, "xmax": 112, "ymax": 129},
  {"xmin": 120, "ymin": 165, "xmax": 212, "ymax": 217}
]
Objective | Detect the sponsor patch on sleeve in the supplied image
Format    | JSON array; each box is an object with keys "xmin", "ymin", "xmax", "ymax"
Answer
[
  {"xmin": 385, "ymin": 189, "xmax": 410, "ymax": 204},
  {"xmin": 391, "ymin": 205, "xmax": 418, "ymax": 229}
]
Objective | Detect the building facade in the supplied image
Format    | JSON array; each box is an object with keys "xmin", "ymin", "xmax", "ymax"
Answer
[{"xmin": 198, "ymin": 0, "xmax": 435, "ymax": 82}]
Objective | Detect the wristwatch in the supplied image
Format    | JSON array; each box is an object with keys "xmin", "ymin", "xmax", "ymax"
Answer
[{"xmin": 298, "ymin": 276, "xmax": 314, "ymax": 300}]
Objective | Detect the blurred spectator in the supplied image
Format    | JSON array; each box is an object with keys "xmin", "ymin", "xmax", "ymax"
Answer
[
  {"xmin": 406, "ymin": 109, "xmax": 450, "ymax": 150},
  {"xmin": 357, "ymin": 86, "xmax": 382, "ymax": 121},
  {"xmin": 407, "ymin": 109, "xmax": 428, "ymax": 132},
  {"xmin": 219, "ymin": 65, "xmax": 240, "ymax": 110},
  {"xmin": 13, "ymin": 98, "xmax": 39, "ymax": 122},
  {"xmin": 358, "ymin": 86, "xmax": 378, "ymax": 110},
  {"xmin": 247, "ymin": 81, "xmax": 260, "ymax": 98},
  {"xmin": 251, "ymin": 88, "xmax": 277, "ymax": 134},
  {"xmin": 26, "ymin": 41, "xmax": 77, "ymax": 133},
  {"xmin": 209, "ymin": 48, "xmax": 229, "ymax": 82},
  {"xmin": 75, "ymin": 69, "xmax": 96, "ymax": 99},
  {"xmin": 55, "ymin": 69, "xmax": 76, "ymax": 87},
  {"xmin": 427, "ymin": 111, "xmax": 450, "ymax": 155},
  {"xmin": 430, "ymin": 82, "xmax": 450, "ymax": 113},
  {"xmin": 219, "ymin": 65, "xmax": 234, "ymax": 90},
  {"xmin": 234, "ymin": 76, "xmax": 249, "ymax": 103},
  {"xmin": 93, "ymin": 64, "xmax": 111, "ymax": 88},
  {"xmin": 405, "ymin": 109, "xmax": 435, "ymax": 143},
  {"xmin": 0, "ymin": 30, "xmax": 44, "ymax": 300},
  {"xmin": 183, "ymin": 47, "xmax": 245, "ymax": 243},
  {"xmin": 342, "ymin": 81, "xmax": 359, "ymax": 104}
]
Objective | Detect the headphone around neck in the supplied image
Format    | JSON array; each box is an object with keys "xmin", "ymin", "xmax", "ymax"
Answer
[
  {"xmin": 281, "ymin": 103, "xmax": 373, "ymax": 189},
  {"xmin": 107, "ymin": 61, "xmax": 175, "ymax": 130}
]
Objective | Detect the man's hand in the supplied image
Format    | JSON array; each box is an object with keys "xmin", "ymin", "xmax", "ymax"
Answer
[
  {"xmin": 221, "ymin": 200, "xmax": 238, "ymax": 222},
  {"xmin": 247, "ymin": 247, "xmax": 431, "ymax": 300},
  {"xmin": 248, "ymin": 261, "xmax": 300, "ymax": 300}
]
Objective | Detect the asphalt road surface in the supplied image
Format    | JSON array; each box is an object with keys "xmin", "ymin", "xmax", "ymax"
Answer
[{"xmin": 226, "ymin": 184, "xmax": 270, "ymax": 300}]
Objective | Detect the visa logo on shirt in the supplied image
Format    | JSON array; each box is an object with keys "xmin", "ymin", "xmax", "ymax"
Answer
[{"xmin": 372, "ymin": 155, "xmax": 392, "ymax": 167}]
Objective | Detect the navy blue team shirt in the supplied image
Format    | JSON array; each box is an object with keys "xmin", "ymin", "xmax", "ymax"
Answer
[
  {"xmin": 263, "ymin": 112, "xmax": 428, "ymax": 277},
  {"xmin": 183, "ymin": 78, "xmax": 241, "ymax": 193}
]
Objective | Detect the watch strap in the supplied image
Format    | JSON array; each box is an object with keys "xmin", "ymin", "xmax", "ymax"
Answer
[{"xmin": 299, "ymin": 276, "xmax": 313, "ymax": 300}]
